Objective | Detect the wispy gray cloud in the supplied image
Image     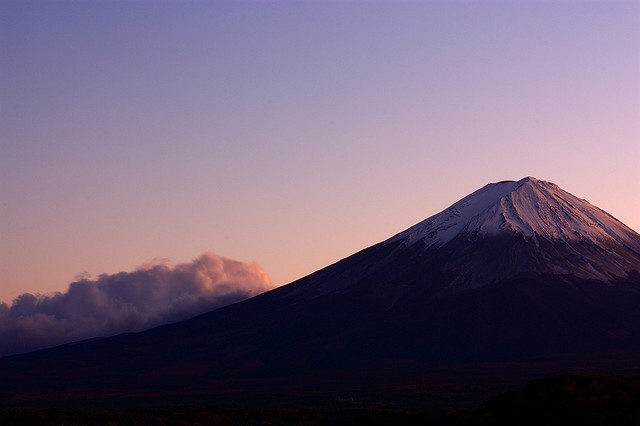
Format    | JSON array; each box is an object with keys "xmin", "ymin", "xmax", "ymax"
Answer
[{"xmin": 0, "ymin": 252, "xmax": 272, "ymax": 357}]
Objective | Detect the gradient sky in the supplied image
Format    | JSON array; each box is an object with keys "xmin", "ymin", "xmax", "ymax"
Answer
[{"xmin": 1, "ymin": 0, "xmax": 639, "ymax": 304}]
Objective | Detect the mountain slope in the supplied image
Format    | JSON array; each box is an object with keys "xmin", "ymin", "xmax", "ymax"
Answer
[
  {"xmin": 387, "ymin": 177, "xmax": 640, "ymax": 283},
  {"xmin": 391, "ymin": 177, "xmax": 637, "ymax": 251},
  {"xmin": 280, "ymin": 177, "xmax": 640, "ymax": 298},
  {"xmin": 1, "ymin": 177, "xmax": 639, "ymax": 406}
]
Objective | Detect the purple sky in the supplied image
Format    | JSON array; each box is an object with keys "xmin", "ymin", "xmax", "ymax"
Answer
[{"xmin": 1, "ymin": 1, "xmax": 639, "ymax": 304}]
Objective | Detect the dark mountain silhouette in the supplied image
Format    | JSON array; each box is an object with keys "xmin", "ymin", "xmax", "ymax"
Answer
[{"xmin": 1, "ymin": 177, "xmax": 640, "ymax": 406}]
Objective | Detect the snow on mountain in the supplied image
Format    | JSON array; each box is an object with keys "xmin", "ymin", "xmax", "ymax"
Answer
[
  {"xmin": 391, "ymin": 177, "xmax": 638, "ymax": 249},
  {"xmin": 386, "ymin": 177, "xmax": 640, "ymax": 284},
  {"xmin": 389, "ymin": 178, "xmax": 527, "ymax": 248}
]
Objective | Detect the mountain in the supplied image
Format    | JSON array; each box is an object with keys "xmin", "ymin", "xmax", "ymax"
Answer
[
  {"xmin": 1, "ymin": 177, "xmax": 640, "ymax": 407},
  {"xmin": 289, "ymin": 176, "xmax": 640, "ymax": 297}
]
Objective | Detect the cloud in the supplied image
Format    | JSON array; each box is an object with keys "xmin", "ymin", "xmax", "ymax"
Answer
[{"xmin": 0, "ymin": 252, "xmax": 272, "ymax": 357}]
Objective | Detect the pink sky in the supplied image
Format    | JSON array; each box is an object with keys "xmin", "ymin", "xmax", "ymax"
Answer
[{"xmin": 1, "ymin": 1, "xmax": 639, "ymax": 303}]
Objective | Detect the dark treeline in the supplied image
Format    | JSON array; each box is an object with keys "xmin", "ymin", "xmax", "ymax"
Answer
[{"xmin": 2, "ymin": 374, "xmax": 640, "ymax": 425}]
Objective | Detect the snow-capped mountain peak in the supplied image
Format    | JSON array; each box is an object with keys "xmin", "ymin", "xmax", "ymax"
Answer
[
  {"xmin": 385, "ymin": 177, "xmax": 640, "ymax": 284},
  {"xmin": 389, "ymin": 177, "xmax": 530, "ymax": 248},
  {"xmin": 391, "ymin": 177, "xmax": 636, "ymax": 249}
]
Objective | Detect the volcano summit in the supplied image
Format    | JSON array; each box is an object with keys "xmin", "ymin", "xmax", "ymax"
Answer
[
  {"xmin": 1, "ymin": 177, "xmax": 640, "ymax": 406},
  {"xmin": 384, "ymin": 176, "xmax": 640, "ymax": 291}
]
